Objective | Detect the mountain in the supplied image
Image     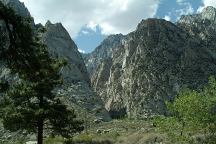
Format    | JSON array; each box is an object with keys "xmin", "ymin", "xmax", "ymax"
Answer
[
  {"xmin": 2, "ymin": 0, "xmax": 216, "ymax": 124},
  {"xmin": 0, "ymin": 0, "xmax": 111, "ymax": 142},
  {"xmin": 0, "ymin": 0, "xmax": 110, "ymax": 122},
  {"xmin": 84, "ymin": 7, "xmax": 216, "ymax": 119},
  {"xmin": 38, "ymin": 21, "xmax": 110, "ymax": 121}
]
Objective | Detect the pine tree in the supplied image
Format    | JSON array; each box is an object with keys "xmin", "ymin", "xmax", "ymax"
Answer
[{"xmin": 0, "ymin": 2, "xmax": 83, "ymax": 144}]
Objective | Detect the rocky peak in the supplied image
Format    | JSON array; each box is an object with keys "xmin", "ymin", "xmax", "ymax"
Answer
[
  {"xmin": 101, "ymin": 34, "xmax": 124, "ymax": 46},
  {"xmin": 136, "ymin": 18, "xmax": 182, "ymax": 37},
  {"xmin": 142, "ymin": 18, "xmax": 183, "ymax": 29},
  {"xmin": 42, "ymin": 20, "xmax": 90, "ymax": 84},
  {"xmin": 177, "ymin": 6, "xmax": 216, "ymax": 40},
  {"xmin": 201, "ymin": 6, "xmax": 216, "ymax": 21},
  {"xmin": 136, "ymin": 18, "xmax": 164, "ymax": 29},
  {"xmin": 178, "ymin": 6, "xmax": 216, "ymax": 25},
  {"xmin": 92, "ymin": 34, "xmax": 124, "ymax": 58},
  {"xmin": 45, "ymin": 20, "xmax": 71, "ymax": 40}
]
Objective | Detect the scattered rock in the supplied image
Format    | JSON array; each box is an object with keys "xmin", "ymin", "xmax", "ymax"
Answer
[
  {"xmin": 93, "ymin": 118, "xmax": 103, "ymax": 124},
  {"xmin": 103, "ymin": 129, "xmax": 112, "ymax": 134},
  {"xmin": 26, "ymin": 141, "xmax": 37, "ymax": 144},
  {"xmin": 96, "ymin": 129, "xmax": 103, "ymax": 134}
]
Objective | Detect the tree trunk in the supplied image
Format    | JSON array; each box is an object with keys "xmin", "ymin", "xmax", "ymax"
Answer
[
  {"xmin": 38, "ymin": 94, "xmax": 44, "ymax": 144},
  {"xmin": 37, "ymin": 120, "xmax": 44, "ymax": 144},
  {"xmin": 180, "ymin": 121, "xmax": 185, "ymax": 136}
]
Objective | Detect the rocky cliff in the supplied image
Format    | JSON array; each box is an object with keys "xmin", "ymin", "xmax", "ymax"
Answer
[
  {"xmin": 83, "ymin": 34, "xmax": 124, "ymax": 77},
  {"xmin": 85, "ymin": 7, "xmax": 216, "ymax": 119}
]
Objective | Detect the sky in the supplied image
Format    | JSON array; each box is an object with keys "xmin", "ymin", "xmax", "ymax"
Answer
[{"xmin": 19, "ymin": 0, "xmax": 216, "ymax": 53}]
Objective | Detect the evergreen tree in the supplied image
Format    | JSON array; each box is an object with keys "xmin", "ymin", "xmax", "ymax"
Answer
[{"xmin": 0, "ymin": 2, "xmax": 83, "ymax": 144}]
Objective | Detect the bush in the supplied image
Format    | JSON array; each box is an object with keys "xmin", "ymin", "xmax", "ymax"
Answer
[
  {"xmin": 64, "ymin": 139, "xmax": 112, "ymax": 144},
  {"xmin": 63, "ymin": 134, "xmax": 112, "ymax": 144}
]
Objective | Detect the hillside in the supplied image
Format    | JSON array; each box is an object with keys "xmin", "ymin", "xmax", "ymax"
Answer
[{"xmin": 84, "ymin": 7, "xmax": 216, "ymax": 119}]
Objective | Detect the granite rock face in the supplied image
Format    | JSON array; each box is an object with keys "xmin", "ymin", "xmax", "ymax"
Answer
[
  {"xmin": 85, "ymin": 7, "xmax": 216, "ymax": 119},
  {"xmin": 83, "ymin": 34, "xmax": 124, "ymax": 77}
]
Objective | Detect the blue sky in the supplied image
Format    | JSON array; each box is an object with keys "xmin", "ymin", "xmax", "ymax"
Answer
[{"xmin": 20, "ymin": 0, "xmax": 214, "ymax": 53}]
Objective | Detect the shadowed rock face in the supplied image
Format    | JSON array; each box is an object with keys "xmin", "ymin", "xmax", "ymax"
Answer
[
  {"xmin": 42, "ymin": 21, "xmax": 90, "ymax": 85},
  {"xmin": 0, "ymin": 0, "xmax": 29, "ymax": 85},
  {"xmin": 85, "ymin": 7, "xmax": 216, "ymax": 119}
]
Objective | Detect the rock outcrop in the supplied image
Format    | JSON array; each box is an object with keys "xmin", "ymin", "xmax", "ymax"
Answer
[{"xmin": 85, "ymin": 7, "xmax": 216, "ymax": 119}]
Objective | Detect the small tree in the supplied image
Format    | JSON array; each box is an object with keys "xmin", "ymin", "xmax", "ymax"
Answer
[
  {"xmin": 167, "ymin": 77, "xmax": 216, "ymax": 135},
  {"xmin": 166, "ymin": 89, "xmax": 206, "ymax": 135},
  {"xmin": 0, "ymin": 2, "xmax": 83, "ymax": 144},
  {"xmin": 155, "ymin": 76, "xmax": 216, "ymax": 142}
]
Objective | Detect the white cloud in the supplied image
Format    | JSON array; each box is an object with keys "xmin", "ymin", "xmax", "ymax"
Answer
[
  {"xmin": 176, "ymin": 2, "xmax": 194, "ymax": 15},
  {"xmin": 164, "ymin": 15, "xmax": 171, "ymax": 21},
  {"xmin": 197, "ymin": 6, "xmax": 204, "ymax": 13},
  {"xmin": 202, "ymin": 0, "xmax": 216, "ymax": 7},
  {"xmin": 81, "ymin": 30, "xmax": 89, "ymax": 35},
  {"xmin": 78, "ymin": 49, "xmax": 85, "ymax": 54},
  {"xmin": 87, "ymin": 21, "xmax": 97, "ymax": 32},
  {"xmin": 19, "ymin": 0, "xmax": 160, "ymax": 37},
  {"xmin": 176, "ymin": 0, "xmax": 186, "ymax": 3}
]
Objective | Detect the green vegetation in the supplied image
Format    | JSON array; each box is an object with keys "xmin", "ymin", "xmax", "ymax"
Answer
[
  {"xmin": 63, "ymin": 119, "xmax": 165, "ymax": 144},
  {"xmin": 0, "ymin": 2, "xmax": 83, "ymax": 144},
  {"xmin": 155, "ymin": 76, "xmax": 216, "ymax": 143}
]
